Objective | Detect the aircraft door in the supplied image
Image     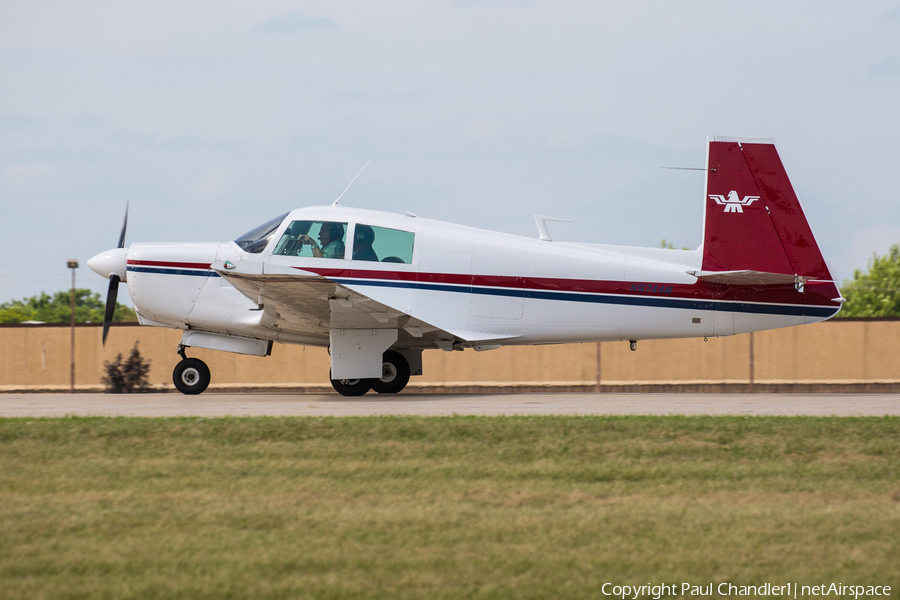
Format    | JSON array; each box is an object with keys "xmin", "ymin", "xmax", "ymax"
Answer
[
  {"xmin": 468, "ymin": 231, "xmax": 525, "ymax": 320},
  {"xmin": 415, "ymin": 222, "xmax": 475, "ymax": 330}
]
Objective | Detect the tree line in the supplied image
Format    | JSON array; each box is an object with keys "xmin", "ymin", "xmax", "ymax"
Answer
[
  {"xmin": 0, "ymin": 289, "xmax": 137, "ymax": 324},
  {"xmin": 838, "ymin": 244, "xmax": 900, "ymax": 317}
]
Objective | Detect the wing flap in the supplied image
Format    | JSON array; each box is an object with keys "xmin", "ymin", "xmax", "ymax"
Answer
[{"xmin": 213, "ymin": 261, "xmax": 520, "ymax": 348}]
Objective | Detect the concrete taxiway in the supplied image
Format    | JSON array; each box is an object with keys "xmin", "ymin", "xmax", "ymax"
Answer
[{"xmin": 1, "ymin": 393, "xmax": 899, "ymax": 418}]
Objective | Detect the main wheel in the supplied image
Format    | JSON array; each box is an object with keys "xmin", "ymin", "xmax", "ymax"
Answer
[
  {"xmin": 371, "ymin": 350, "xmax": 410, "ymax": 394},
  {"xmin": 173, "ymin": 358, "xmax": 211, "ymax": 395},
  {"xmin": 330, "ymin": 371, "xmax": 374, "ymax": 396}
]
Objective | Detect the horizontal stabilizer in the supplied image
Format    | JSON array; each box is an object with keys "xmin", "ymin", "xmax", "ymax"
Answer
[{"xmin": 688, "ymin": 270, "xmax": 816, "ymax": 286}]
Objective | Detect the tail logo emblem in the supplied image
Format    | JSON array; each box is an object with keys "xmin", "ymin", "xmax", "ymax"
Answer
[{"xmin": 709, "ymin": 190, "xmax": 760, "ymax": 213}]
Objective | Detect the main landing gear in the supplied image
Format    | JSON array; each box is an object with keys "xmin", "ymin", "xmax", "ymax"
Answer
[
  {"xmin": 169, "ymin": 346, "xmax": 410, "ymax": 397},
  {"xmin": 372, "ymin": 350, "xmax": 410, "ymax": 394},
  {"xmin": 330, "ymin": 376, "xmax": 372, "ymax": 397},
  {"xmin": 330, "ymin": 350, "xmax": 411, "ymax": 397},
  {"xmin": 173, "ymin": 346, "xmax": 210, "ymax": 395}
]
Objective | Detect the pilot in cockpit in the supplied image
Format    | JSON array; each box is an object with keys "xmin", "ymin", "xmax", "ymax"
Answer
[{"xmin": 299, "ymin": 222, "xmax": 345, "ymax": 259}]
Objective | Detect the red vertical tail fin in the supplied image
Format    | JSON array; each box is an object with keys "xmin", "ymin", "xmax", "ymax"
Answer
[{"xmin": 701, "ymin": 136, "xmax": 832, "ymax": 282}]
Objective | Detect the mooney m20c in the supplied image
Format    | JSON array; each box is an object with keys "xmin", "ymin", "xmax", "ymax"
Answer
[{"xmin": 88, "ymin": 136, "xmax": 843, "ymax": 395}]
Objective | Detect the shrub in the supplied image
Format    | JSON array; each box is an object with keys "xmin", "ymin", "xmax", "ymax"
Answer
[{"xmin": 102, "ymin": 342, "xmax": 152, "ymax": 393}]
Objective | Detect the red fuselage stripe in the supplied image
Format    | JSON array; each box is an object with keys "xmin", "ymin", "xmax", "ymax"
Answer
[
  {"xmin": 125, "ymin": 260, "xmax": 839, "ymax": 309},
  {"xmin": 300, "ymin": 267, "xmax": 840, "ymax": 308},
  {"xmin": 128, "ymin": 260, "xmax": 212, "ymax": 270}
]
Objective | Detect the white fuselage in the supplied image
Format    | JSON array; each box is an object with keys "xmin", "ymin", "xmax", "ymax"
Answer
[{"xmin": 122, "ymin": 205, "xmax": 837, "ymax": 350}]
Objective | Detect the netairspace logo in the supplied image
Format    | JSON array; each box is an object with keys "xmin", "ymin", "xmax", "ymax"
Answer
[{"xmin": 600, "ymin": 583, "xmax": 892, "ymax": 599}]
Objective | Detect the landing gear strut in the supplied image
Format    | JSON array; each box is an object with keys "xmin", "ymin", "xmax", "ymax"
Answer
[{"xmin": 173, "ymin": 346, "xmax": 210, "ymax": 395}]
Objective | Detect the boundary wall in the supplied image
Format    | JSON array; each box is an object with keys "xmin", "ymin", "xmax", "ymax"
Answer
[{"xmin": 1, "ymin": 319, "xmax": 897, "ymax": 393}]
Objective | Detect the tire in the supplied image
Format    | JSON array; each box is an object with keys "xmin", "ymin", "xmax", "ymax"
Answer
[
  {"xmin": 371, "ymin": 350, "xmax": 410, "ymax": 394},
  {"xmin": 330, "ymin": 371, "xmax": 374, "ymax": 396},
  {"xmin": 173, "ymin": 358, "xmax": 211, "ymax": 395}
]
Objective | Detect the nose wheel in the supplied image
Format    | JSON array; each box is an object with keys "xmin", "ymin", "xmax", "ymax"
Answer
[{"xmin": 173, "ymin": 357, "xmax": 211, "ymax": 395}]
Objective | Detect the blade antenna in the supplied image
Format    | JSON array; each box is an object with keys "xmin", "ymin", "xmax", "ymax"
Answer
[
  {"xmin": 332, "ymin": 157, "xmax": 373, "ymax": 206},
  {"xmin": 661, "ymin": 167, "xmax": 711, "ymax": 171}
]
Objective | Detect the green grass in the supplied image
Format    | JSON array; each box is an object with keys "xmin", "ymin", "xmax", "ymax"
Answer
[{"xmin": 1, "ymin": 416, "xmax": 899, "ymax": 599}]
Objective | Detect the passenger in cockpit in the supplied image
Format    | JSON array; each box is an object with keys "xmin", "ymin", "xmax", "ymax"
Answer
[{"xmin": 352, "ymin": 225, "xmax": 378, "ymax": 262}]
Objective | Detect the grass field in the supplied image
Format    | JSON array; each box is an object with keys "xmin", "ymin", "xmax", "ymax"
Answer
[{"xmin": 1, "ymin": 416, "xmax": 899, "ymax": 599}]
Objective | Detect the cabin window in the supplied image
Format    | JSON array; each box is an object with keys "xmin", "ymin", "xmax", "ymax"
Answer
[
  {"xmin": 352, "ymin": 224, "xmax": 415, "ymax": 264},
  {"xmin": 234, "ymin": 212, "xmax": 289, "ymax": 254},
  {"xmin": 273, "ymin": 220, "xmax": 348, "ymax": 259}
]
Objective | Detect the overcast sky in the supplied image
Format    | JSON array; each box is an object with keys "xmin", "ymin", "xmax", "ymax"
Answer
[{"xmin": 2, "ymin": 1, "xmax": 899, "ymax": 305}]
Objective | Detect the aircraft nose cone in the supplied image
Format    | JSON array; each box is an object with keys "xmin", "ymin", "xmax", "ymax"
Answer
[{"xmin": 87, "ymin": 248, "xmax": 127, "ymax": 280}]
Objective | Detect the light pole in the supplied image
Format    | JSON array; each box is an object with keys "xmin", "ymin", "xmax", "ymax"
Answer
[{"xmin": 67, "ymin": 259, "xmax": 78, "ymax": 394}]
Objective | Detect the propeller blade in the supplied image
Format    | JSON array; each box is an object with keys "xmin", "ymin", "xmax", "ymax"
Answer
[
  {"xmin": 102, "ymin": 275, "xmax": 119, "ymax": 346},
  {"xmin": 103, "ymin": 202, "xmax": 129, "ymax": 345},
  {"xmin": 117, "ymin": 202, "xmax": 129, "ymax": 249}
]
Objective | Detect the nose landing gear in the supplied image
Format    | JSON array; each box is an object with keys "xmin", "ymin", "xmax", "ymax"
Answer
[{"xmin": 173, "ymin": 345, "xmax": 210, "ymax": 395}]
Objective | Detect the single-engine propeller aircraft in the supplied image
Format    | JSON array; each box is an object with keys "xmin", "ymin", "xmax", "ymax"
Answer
[{"xmin": 88, "ymin": 136, "xmax": 843, "ymax": 395}]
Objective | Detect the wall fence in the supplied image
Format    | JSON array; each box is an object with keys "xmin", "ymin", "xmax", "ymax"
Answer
[{"xmin": 1, "ymin": 318, "xmax": 898, "ymax": 393}]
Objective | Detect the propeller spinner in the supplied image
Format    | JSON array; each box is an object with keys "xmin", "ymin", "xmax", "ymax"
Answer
[{"xmin": 87, "ymin": 204, "xmax": 128, "ymax": 345}]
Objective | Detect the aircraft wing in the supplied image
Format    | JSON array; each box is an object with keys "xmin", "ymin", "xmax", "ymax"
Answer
[{"xmin": 212, "ymin": 261, "xmax": 519, "ymax": 349}]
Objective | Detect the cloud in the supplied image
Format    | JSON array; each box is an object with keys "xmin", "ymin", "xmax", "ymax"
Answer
[
  {"xmin": 870, "ymin": 55, "xmax": 900, "ymax": 78},
  {"xmin": 6, "ymin": 162, "xmax": 54, "ymax": 181},
  {"xmin": 0, "ymin": 113, "xmax": 41, "ymax": 131},
  {"xmin": 456, "ymin": 0, "xmax": 537, "ymax": 7},
  {"xmin": 193, "ymin": 167, "xmax": 233, "ymax": 199},
  {"xmin": 257, "ymin": 13, "xmax": 336, "ymax": 34},
  {"xmin": 882, "ymin": 6, "xmax": 900, "ymax": 22},
  {"xmin": 835, "ymin": 225, "xmax": 900, "ymax": 281},
  {"xmin": 462, "ymin": 116, "xmax": 506, "ymax": 142}
]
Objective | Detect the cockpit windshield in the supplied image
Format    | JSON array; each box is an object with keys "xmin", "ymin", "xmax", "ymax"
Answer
[{"xmin": 234, "ymin": 213, "xmax": 289, "ymax": 254}]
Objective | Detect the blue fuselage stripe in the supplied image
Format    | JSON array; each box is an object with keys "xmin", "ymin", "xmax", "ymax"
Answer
[
  {"xmin": 127, "ymin": 266, "xmax": 220, "ymax": 278},
  {"xmin": 334, "ymin": 278, "xmax": 838, "ymax": 319}
]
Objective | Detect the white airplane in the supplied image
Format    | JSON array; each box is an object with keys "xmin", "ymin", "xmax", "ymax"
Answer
[{"xmin": 88, "ymin": 136, "xmax": 843, "ymax": 396}]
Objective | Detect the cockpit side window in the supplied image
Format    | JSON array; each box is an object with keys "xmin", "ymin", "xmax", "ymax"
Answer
[
  {"xmin": 273, "ymin": 221, "xmax": 347, "ymax": 259},
  {"xmin": 352, "ymin": 224, "xmax": 415, "ymax": 264},
  {"xmin": 234, "ymin": 213, "xmax": 289, "ymax": 254}
]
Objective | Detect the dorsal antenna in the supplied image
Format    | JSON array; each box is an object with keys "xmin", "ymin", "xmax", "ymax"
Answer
[
  {"xmin": 661, "ymin": 166, "xmax": 716, "ymax": 172},
  {"xmin": 534, "ymin": 214, "xmax": 571, "ymax": 242},
  {"xmin": 332, "ymin": 157, "xmax": 373, "ymax": 206}
]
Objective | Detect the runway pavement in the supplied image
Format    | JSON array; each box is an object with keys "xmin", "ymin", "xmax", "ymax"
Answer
[{"xmin": 1, "ymin": 392, "xmax": 899, "ymax": 417}]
